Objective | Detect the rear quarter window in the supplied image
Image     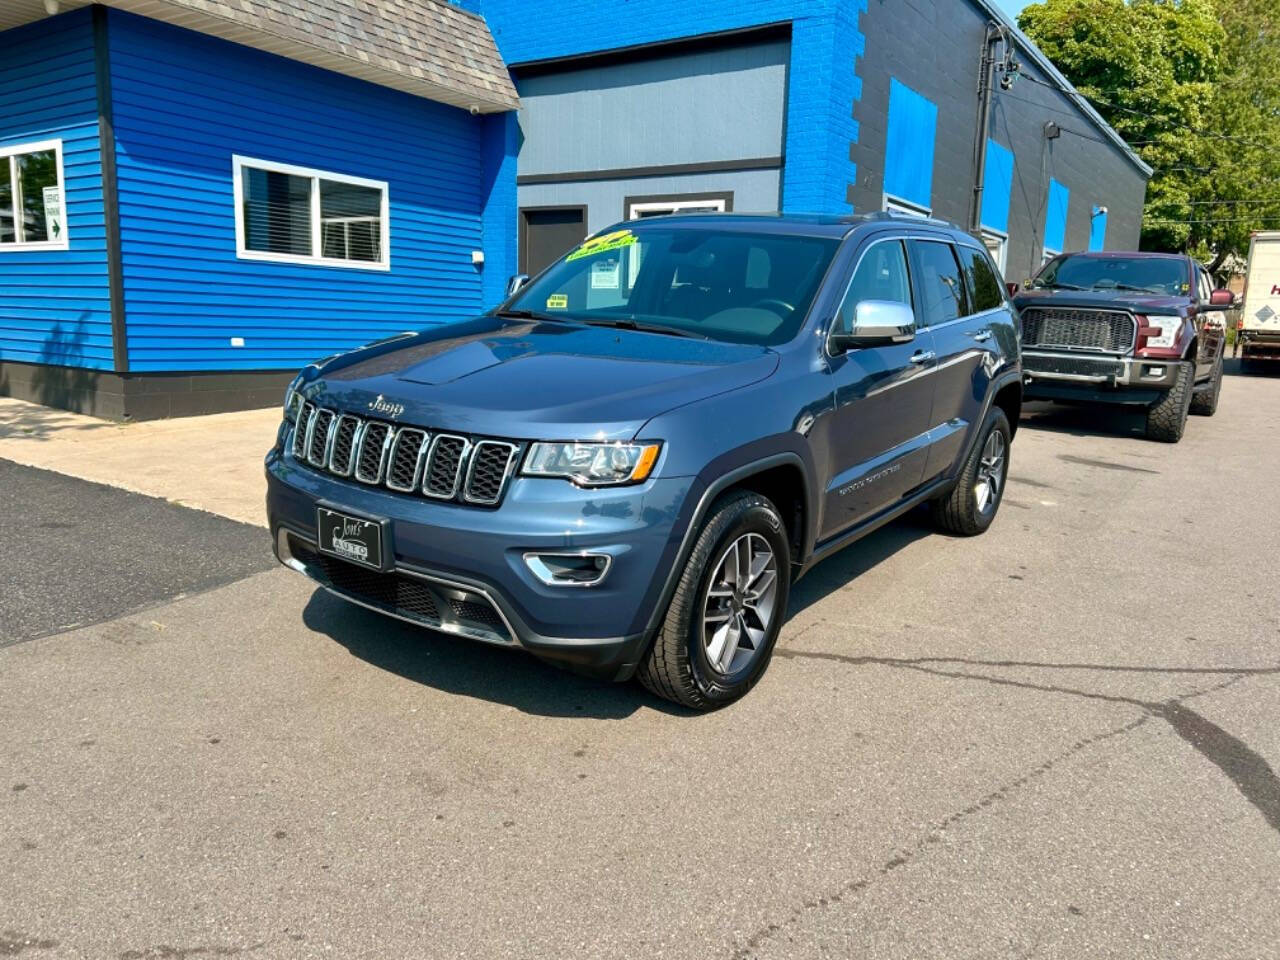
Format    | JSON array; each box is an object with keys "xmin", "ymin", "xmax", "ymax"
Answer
[{"xmin": 961, "ymin": 246, "xmax": 1005, "ymax": 313}]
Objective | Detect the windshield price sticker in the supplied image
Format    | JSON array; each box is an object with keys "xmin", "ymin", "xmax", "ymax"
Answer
[
  {"xmin": 546, "ymin": 293, "xmax": 569, "ymax": 310},
  {"xmin": 591, "ymin": 258, "xmax": 621, "ymax": 289},
  {"xmin": 566, "ymin": 229, "xmax": 637, "ymax": 262}
]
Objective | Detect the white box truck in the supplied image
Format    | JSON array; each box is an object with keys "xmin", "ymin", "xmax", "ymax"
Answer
[{"xmin": 1239, "ymin": 231, "xmax": 1280, "ymax": 368}]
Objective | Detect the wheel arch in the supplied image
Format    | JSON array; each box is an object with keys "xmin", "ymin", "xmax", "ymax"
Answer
[{"xmin": 640, "ymin": 449, "xmax": 815, "ymax": 642}]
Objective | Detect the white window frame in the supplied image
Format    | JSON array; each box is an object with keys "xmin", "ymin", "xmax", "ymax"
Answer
[
  {"xmin": 0, "ymin": 138, "xmax": 69, "ymax": 252},
  {"xmin": 883, "ymin": 194, "xmax": 931, "ymax": 218},
  {"xmin": 232, "ymin": 154, "xmax": 390, "ymax": 270},
  {"xmin": 627, "ymin": 197, "xmax": 729, "ymax": 219},
  {"xmin": 980, "ymin": 227, "xmax": 1008, "ymax": 274}
]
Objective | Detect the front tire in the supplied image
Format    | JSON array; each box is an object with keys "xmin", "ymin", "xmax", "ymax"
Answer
[
  {"xmin": 637, "ymin": 491, "xmax": 790, "ymax": 710},
  {"xmin": 1190, "ymin": 353, "xmax": 1222, "ymax": 416},
  {"xmin": 1145, "ymin": 361, "xmax": 1193, "ymax": 442},
  {"xmin": 930, "ymin": 406, "xmax": 1011, "ymax": 536}
]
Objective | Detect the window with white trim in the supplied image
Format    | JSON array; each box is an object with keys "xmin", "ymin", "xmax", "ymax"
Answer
[
  {"xmin": 1042, "ymin": 247, "xmax": 1060, "ymax": 266},
  {"xmin": 232, "ymin": 155, "xmax": 389, "ymax": 269},
  {"xmin": 0, "ymin": 139, "xmax": 67, "ymax": 250},
  {"xmin": 980, "ymin": 229, "xmax": 1007, "ymax": 274},
  {"xmin": 883, "ymin": 194, "xmax": 930, "ymax": 218}
]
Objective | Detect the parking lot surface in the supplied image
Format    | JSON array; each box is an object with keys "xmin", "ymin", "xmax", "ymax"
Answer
[{"xmin": 3, "ymin": 365, "xmax": 1278, "ymax": 959}]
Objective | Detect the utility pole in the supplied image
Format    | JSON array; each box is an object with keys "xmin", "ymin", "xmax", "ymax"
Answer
[{"xmin": 970, "ymin": 23, "xmax": 1017, "ymax": 233}]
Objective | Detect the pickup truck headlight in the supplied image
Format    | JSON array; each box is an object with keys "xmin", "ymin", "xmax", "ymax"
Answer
[
  {"xmin": 523, "ymin": 441, "xmax": 662, "ymax": 486},
  {"xmin": 1139, "ymin": 314, "xmax": 1182, "ymax": 349}
]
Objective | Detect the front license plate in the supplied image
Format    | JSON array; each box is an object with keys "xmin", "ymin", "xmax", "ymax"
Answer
[{"xmin": 316, "ymin": 507, "xmax": 384, "ymax": 570}]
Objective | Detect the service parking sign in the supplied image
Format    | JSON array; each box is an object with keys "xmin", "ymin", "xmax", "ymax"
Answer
[{"xmin": 42, "ymin": 185, "xmax": 62, "ymax": 242}]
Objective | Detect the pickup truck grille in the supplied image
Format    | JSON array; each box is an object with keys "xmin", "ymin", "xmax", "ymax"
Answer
[
  {"xmin": 1020, "ymin": 307, "xmax": 1136, "ymax": 354},
  {"xmin": 292, "ymin": 403, "xmax": 520, "ymax": 508}
]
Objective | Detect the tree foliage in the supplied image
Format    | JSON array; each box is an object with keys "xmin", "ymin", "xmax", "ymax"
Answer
[{"xmin": 1018, "ymin": 0, "xmax": 1280, "ymax": 271}]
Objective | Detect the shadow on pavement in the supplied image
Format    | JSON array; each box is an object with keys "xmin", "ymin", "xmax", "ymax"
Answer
[
  {"xmin": 1018, "ymin": 400, "xmax": 1149, "ymax": 440},
  {"xmin": 301, "ymin": 588, "xmax": 690, "ymax": 719},
  {"xmin": 1224, "ymin": 356, "xmax": 1280, "ymax": 378},
  {"xmin": 787, "ymin": 507, "xmax": 938, "ymax": 622}
]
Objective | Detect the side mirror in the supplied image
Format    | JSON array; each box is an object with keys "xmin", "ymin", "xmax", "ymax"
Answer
[
  {"xmin": 505, "ymin": 274, "xmax": 530, "ymax": 298},
  {"xmin": 1208, "ymin": 289, "xmax": 1234, "ymax": 309},
  {"xmin": 828, "ymin": 300, "xmax": 916, "ymax": 355},
  {"xmin": 1006, "ymin": 281, "xmax": 1020, "ymax": 297}
]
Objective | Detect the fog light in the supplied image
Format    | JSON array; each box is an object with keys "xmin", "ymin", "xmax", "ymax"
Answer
[
  {"xmin": 1145, "ymin": 365, "xmax": 1164, "ymax": 378},
  {"xmin": 524, "ymin": 552, "xmax": 612, "ymax": 587}
]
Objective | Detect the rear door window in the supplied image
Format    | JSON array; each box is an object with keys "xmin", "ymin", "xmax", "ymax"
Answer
[
  {"xmin": 908, "ymin": 240, "xmax": 968, "ymax": 327},
  {"xmin": 961, "ymin": 245, "xmax": 1005, "ymax": 313}
]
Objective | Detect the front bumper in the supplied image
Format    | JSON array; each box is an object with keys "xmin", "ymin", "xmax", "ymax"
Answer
[
  {"xmin": 266, "ymin": 446, "xmax": 696, "ymax": 681},
  {"xmin": 1022, "ymin": 350, "xmax": 1178, "ymax": 404}
]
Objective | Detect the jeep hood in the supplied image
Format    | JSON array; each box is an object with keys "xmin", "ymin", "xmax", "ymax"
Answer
[
  {"xmin": 1014, "ymin": 288, "xmax": 1190, "ymax": 315},
  {"xmin": 303, "ymin": 316, "xmax": 779, "ymax": 440}
]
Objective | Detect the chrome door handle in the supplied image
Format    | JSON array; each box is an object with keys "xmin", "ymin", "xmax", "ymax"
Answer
[
  {"xmin": 909, "ymin": 350, "xmax": 936, "ymax": 365},
  {"xmin": 967, "ymin": 328, "xmax": 992, "ymax": 342}
]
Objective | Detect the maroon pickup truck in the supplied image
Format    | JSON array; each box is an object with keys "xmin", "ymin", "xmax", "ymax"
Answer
[{"xmin": 1011, "ymin": 251, "xmax": 1229, "ymax": 442}]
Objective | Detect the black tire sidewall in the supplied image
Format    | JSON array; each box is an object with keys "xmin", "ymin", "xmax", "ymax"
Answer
[{"xmin": 684, "ymin": 499, "xmax": 790, "ymax": 704}]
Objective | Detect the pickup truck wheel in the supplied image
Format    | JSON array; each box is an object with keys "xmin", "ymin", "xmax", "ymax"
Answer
[
  {"xmin": 637, "ymin": 491, "xmax": 790, "ymax": 710},
  {"xmin": 1190, "ymin": 353, "xmax": 1222, "ymax": 416},
  {"xmin": 1145, "ymin": 361, "xmax": 1193, "ymax": 442},
  {"xmin": 929, "ymin": 407, "xmax": 1011, "ymax": 536}
]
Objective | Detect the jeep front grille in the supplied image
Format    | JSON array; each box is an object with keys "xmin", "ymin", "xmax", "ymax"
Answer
[
  {"xmin": 290, "ymin": 406, "xmax": 521, "ymax": 508},
  {"xmin": 1020, "ymin": 307, "xmax": 1136, "ymax": 354}
]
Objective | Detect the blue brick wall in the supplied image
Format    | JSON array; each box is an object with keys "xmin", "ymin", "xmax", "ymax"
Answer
[
  {"xmin": 476, "ymin": 0, "xmax": 865, "ymax": 214},
  {"xmin": 106, "ymin": 10, "xmax": 493, "ymax": 372},
  {"xmin": 0, "ymin": 9, "xmax": 112, "ymax": 370}
]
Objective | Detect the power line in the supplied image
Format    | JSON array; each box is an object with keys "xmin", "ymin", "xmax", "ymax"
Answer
[
  {"xmin": 1017, "ymin": 73, "xmax": 1276, "ymax": 150},
  {"xmin": 1145, "ymin": 215, "xmax": 1280, "ymax": 224}
]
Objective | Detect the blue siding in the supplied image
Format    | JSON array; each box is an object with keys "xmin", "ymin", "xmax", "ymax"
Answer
[
  {"xmin": 477, "ymin": 0, "xmax": 865, "ymax": 213},
  {"xmin": 107, "ymin": 11, "xmax": 491, "ymax": 372},
  {"xmin": 0, "ymin": 9, "xmax": 112, "ymax": 370},
  {"xmin": 1089, "ymin": 206, "xmax": 1107, "ymax": 251},
  {"xmin": 980, "ymin": 139, "xmax": 1014, "ymax": 234},
  {"xmin": 1044, "ymin": 178, "xmax": 1070, "ymax": 253},
  {"xmin": 883, "ymin": 78, "xmax": 937, "ymax": 211}
]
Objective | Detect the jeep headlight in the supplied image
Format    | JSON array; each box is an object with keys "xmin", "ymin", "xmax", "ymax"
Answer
[
  {"xmin": 283, "ymin": 374, "xmax": 305, "ymax": 423},
  {"xmin": 523, "ymin": 441, "xmax": 662, "ymax": 486}
]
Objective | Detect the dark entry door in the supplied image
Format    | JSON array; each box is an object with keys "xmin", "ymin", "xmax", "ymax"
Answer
[{"xmin": 519, "ymin": 207, "xmax": 587, "ymax": 277}]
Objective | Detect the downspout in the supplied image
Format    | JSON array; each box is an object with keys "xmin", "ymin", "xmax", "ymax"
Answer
[{"xmin": 969, "ymin": 23, "xmax": 1001, "ymax": 234}]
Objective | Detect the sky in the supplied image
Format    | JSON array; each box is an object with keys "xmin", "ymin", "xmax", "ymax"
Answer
[{"xmin": 993, "ymin": 0, "xmax": 1033, "ymax": 19}]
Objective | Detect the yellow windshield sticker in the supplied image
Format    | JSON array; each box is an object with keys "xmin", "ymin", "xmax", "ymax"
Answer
[
  {"xmin": 546, "ymin": 293, "xmax": 569, "ymax": 310},
  {"xmin": 566, "ymin": 229, "xmax": 637, "ymax": 262}
]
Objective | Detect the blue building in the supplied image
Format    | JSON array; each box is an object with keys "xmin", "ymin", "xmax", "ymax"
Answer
[{"xmin": 0, "ymin": 0, "xmax": 1149, "ymax": 419}]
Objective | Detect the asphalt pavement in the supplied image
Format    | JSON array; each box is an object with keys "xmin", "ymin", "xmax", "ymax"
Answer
[
  {"xmin": 0, "ymin": 461, "xmax": 273, "ymax": 645},
  {"xmin": 2, "ymin": 363, "xmax": 1278, "ymax": 960}
]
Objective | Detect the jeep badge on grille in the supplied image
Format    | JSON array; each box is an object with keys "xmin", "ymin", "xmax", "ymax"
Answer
[{"xmin": 368, "ymin": 394, "xmax": 405, "ymax": 419}]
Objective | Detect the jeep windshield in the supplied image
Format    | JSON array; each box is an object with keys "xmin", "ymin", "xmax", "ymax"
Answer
[
  {"xmin": 1033, "ymin": 255, "xmax": 1190, "ymax": 296},
  {"xmin": 501, "ymin": 224, "xmax": 840, "ymax": 346}
]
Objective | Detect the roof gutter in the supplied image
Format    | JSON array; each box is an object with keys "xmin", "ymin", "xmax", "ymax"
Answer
[{"xmin": 971, "ymin": 0, "xmax": 1153, "ymax": 179}]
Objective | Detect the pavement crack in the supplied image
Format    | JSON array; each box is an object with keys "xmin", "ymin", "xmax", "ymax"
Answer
[{"xmin": 732, "ymin": 657, "xmax": 1280, "ymax": 957}]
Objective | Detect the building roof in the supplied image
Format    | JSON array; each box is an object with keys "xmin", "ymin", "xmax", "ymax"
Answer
[
  {"xmin": 972, "ymin": 0, "xmax": 1152, "ymax": 178},
  {"xmin": 3, "ymin": 0, "xmax": 519, "ymax": 113}
]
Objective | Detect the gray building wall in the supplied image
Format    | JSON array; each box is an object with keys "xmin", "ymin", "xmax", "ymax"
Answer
[
  {"xmin": 515, "ymin": 37, "xmax": 789, "ymax": 235},
  {"xmin": 850, "ymin": 0, "xmax": 1148, "ymax": 281}
]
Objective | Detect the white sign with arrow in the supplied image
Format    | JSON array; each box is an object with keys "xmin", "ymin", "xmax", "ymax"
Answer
[{"xmin": 43, "ymin": 185, "xmax": 63, "ymax": 242}]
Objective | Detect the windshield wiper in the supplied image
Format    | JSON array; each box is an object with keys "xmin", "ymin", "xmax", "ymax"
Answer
[
  {"xmin": 1100, "ymin": 282, "xmax": 1161, "ymax": 294},
  {"xmin": 579, "ymin": 317, "xmax": 709, "ymax": 340},
  {"xmin": 1034, "ymin": 281, "xmax": 1088, "ymax": 291},
  {"xmin": 494, "ymin": 308, "xmax": 566, "ymax": 322}
]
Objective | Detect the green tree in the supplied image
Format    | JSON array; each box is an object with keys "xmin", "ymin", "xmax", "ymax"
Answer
[{"xmin": 1018, "ymin": 0, "xmax": 1280, "ymax": 272}]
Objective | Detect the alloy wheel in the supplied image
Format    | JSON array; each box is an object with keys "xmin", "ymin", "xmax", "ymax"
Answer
[
  {"xmin": 975, "ymin": 430, "xmax": 1006, "ymax": 514},
  {"xmin": 701, "ymin": 532, "xmax": 779, "ymax": 676}
]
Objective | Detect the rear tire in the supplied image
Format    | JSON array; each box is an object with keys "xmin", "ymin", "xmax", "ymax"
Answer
[
  {"xmin": 1145, "ymin": 361, "xmax": 1193, "ymax": 442},
  {"xmin": 1190, "ymin": 353, "xmax": 1222, "ymax": 416},
  {"xmin": 637, "ymin": 491, "xmax": 790, "ymax": 710},
  {"xmin": 930, "ymin": 406, "xmax": 1011, "ymax": 536}
]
